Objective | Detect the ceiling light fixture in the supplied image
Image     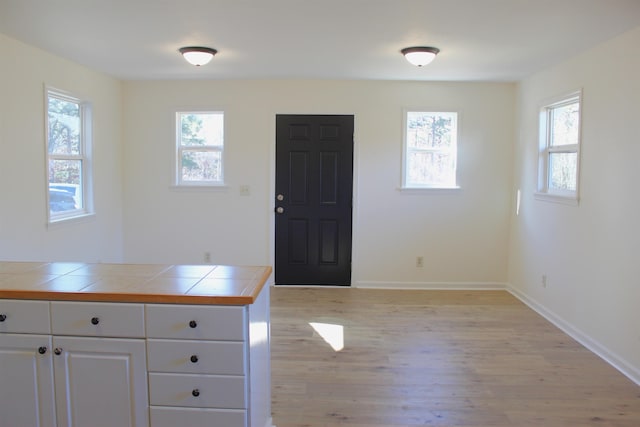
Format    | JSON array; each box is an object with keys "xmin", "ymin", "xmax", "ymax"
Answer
[
  {"xmin": 179, "ymin": 46, "xmax": 217, "ymax": 66},
  {"xmin": 401, "ymin": 46, "xmax": 440, "ymax": 67}
]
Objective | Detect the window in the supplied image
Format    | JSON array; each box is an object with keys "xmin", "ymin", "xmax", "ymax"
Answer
[
  {"xmin": 537, "ymin": 91, "xmax": 581, "ymax": 202},
  {"xmin": 46, "ymin": 88, "xmax": 92, "ymax": 222},
  {"xmin": 403, "ymin": 111, "xmax": 458, "ymax": 189},
  {"xmin": 175, "ymin": 112, "xmax": 224, "ymax": 186}
]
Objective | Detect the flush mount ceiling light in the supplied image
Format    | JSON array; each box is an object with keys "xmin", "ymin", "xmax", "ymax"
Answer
[
  {"xmin": 179, "ymin": 46, "xmax": 217, "ymax": 66},
  {"xmin": 401, "ymin": 46, "xmax": 440, "ymax": 67}
]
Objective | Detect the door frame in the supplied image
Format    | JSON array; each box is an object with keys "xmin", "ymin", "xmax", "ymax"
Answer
[{"xmin": 268, "ymin": 112, "xmax": 359, "ymax": 286}]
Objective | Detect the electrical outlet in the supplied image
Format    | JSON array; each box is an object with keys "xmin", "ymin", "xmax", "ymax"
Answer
[
  {"xmin": 204, "ymin": 252, "xmax": 211, "ymax": 264},
  {"xmin": 416, "ymin": 256, "xmax": 424, "ymax": 268},
  {"xmin": 541, "ymin": 274, "xmax": 547, "ymax": 288}
]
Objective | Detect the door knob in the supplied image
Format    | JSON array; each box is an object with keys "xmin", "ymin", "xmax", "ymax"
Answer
[
  {"xmin": 275, "ymin": 207, "xmax": 284, "ymax": 214},
  {"xmin": 54, "ymin": 348, "xmax": 63, "ymax": 355}
]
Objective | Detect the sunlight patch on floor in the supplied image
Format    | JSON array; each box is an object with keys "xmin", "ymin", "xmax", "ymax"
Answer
[{"xmin": 309, "ymin": 322, "xmax": 344, "ymax": 351}]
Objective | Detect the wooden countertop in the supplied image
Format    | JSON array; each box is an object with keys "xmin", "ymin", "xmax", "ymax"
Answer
[{"xmin": 0, "ymin": 262, "xmax": 272, "ymax": 305}]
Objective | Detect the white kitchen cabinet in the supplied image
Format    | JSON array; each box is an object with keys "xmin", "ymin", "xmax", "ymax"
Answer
[
  {"xmin": 146, "ymin": 284, "xmax": 272, "ymax": 427},
  {"xmin": 0, "ymin": 300, "xmax": 149, "ymax": 427},
  {"xmin": 0, "ymin": 333, "xmax": 56, "ymax": 427},
  {"xmin": 0, "ymin": 262, "xmax": 272, "ymax": 427},
  {"xmin": 0, "ymin": 299, "xmax": 55, "ymax": 427},
  {"xmin": 52, "ymin": 336, "xmax": 148, "ymax": 427},
  {"xmin": 146, "ymin": 304, "xmax": 249, "ymax": 425},
  {"xmin": 49, "ymin": 301, "xmax": 148, "ymax": 427}
]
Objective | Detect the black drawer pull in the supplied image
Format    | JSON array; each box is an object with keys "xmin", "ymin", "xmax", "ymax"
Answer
[
  {"xmin": 190, "ymin": 355, "xmax": 199, "ymax": 363},
  {"xmin": 0, "ymin": 314, "xmax": 6, "ymax": 322},
  {"xmin": 189, "ymin": 320, "xmax": 197, "ymax": 328},
  {"xmin": 91, "ymin": 317, "xmax": 100, "ymax": 325},
  {"xmin": 38, "ymin": 346, "xmax": 48, "ymax": 355},
  {"xmin": 192, "ymin": 389, "xmax": 200, "ymax": 397},
  {"xmin": 54, "ymin": 348, "xmax": 63, "ymax": 355}
]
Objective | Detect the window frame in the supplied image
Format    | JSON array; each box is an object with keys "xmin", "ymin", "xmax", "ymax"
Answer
[
  {"xmin": 535, "ymin": 90, "xmax": 582, "ymax": 205},
  {"xmin": 174, "ymin": 111, "xmax": 225, "ymax": 187},
  {"xmin": 401, "ymin": 109, "xmax": 460, "ymax": 190},
  {"xmin": 45, "ymin": 87, "xmax": 93, "ymax": 224}
]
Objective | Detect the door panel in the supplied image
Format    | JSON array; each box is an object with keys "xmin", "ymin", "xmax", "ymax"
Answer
[
  {"xmin": 275, "ymin": 115, "xmax": 353, "ymax": 285},
  {"xmin": 53, "ymin": 336, "xmax": 148, "ymax": 427},
  {"xmin": 0, "ymin": 334, "xmax": 56, "ymax": 427}
]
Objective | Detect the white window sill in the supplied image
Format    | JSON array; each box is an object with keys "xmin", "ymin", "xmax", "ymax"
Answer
[
  {"xmin": 170, "ymin": 184, "xmax": 229, "ymax": 192},
  {"xmin": 534, "ymin": 191, "xmax": 579, "ymax": 206},
  {"xmin": 48, "ymin": 212, "xmax": 96, "ymax": 229},
  {"xmin": 398, "ymin": 186, "xmax": 461, "ymax": 195}
]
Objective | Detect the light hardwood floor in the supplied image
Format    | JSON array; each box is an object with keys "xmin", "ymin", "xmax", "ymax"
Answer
[{"xmin": 270, "ymin": 287, "xmax": 640, "ymax": 427}]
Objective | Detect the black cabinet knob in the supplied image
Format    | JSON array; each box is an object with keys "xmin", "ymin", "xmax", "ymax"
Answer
[
  {"xmin": 38, "ymin": 346, "xmax": 47, "ymax": 355},
  {"xmin": 190, "ymin": 355, "xmax": 199, "ymax": 363},
  {"xmin": 189, "ymin": 320, "xmax": 197, "ymax": 328},
  {"xmin": 0, "ymin": 314, "xmax": 6, "ymax": 322},
  {"xmin": 91, "ymin": 317, "xmax": 100, "ymax": 325},
  {"xmin": 54, "ymin": 348, "xmax": 63, "ymax": 355},
  {"xmin": 191, "ymin": 389, "xmax": 200, "ymax": 397}
]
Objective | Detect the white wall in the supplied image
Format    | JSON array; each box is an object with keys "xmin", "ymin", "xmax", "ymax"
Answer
[
  {"xmin": 122, "ymin": 79, "xmax": 515, "ymax": 286},
  {"xmin": 508, "ymin": 26, "xmax": 640, "ymax": 382},
  {"xmin": 0, "ymin": 34, "xmax": 125, "ymax": 262}
]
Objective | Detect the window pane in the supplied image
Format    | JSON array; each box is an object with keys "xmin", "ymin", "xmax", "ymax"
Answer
[
  {"xmin": 550, "ymin": 101, "xmax": 579, "ymax": 147},
  {"xmin": 549, "ymin": 152, "xmax": 577, "ymax": 191},
  {"xmin": 181, "ymin": 151, "xmax": 222, "ymax": 182},
  {"xmin": 48, "ymin": 96, "xmax": 81, "ymax": 155},
  {"xmin": 407, "ymin": 112, "xmax": 455, "ymax": 149},
  {"xmin": 180, "ymin": 113, "xmax": 223, "ymax": 147},
  {"xmin": 407, "ymin": 151, "xmax": 455, "ymax": 186},
  {"xmin": 49, "ymin": 159, "xmax": 82, "ymax": 213}
]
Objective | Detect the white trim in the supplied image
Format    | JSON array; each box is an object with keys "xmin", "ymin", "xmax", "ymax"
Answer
[
  {"xmin": 174, "ymin": 111, "xmax": 225, "ymax": 186},
  {"xmin": 401, "ymin": 109, "xmax": 460, "ymax": 189},
  {"xmin": 45, "ymin": 86, "xmax": 94, "ymax": 224},
  {"xmin": 397, "ymin": 186, "xmax": 461, "ymax": 194},
  {"xmin": 355, "ymin": 281, "xmax": 506, "ymax": 290},
  {"xmin": 536, "ymin": 89, "xmax": 582, "ymax": 203},
  {"xmin": 47, "ymin": 212, "xmax": 96, "ymax": 229},
  {"xmin": 169, "ymin": 184, "xmax": 230, "ymax": 192},
  {"xmin": 533, "ymin": 191, "xmax": 579, "ymax": 206},
  {"xmin": 507, "ymin": 284, "xmax": 640, "ymax": 386}
]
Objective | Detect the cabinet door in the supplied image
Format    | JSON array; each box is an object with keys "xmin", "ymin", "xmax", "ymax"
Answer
[
  {"xmin": 52, "ymin": 336, "xmax": 148, "ymax": 427},
  {"xmin": 0, "ymin": 334, "xmax": 56, "ymax": 427}
]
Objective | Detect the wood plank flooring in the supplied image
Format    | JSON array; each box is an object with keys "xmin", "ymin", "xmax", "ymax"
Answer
[{"xmin": 270, "ymin": 287, "xmax": 640, "ymax": 427}]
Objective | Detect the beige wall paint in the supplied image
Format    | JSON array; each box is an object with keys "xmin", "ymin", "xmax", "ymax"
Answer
[
  {"xmin": 0, "ymin": 33, "xmax": 124, "ymax": 262},
  {"xmin": 121, "ymin": 79, "xmax": 515, "ymax": 287},
  {"xmin": 509, "ymin": 26, "xmax": 640, "ymax": 382}
]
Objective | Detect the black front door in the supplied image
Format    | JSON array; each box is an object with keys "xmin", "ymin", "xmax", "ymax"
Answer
[{"xmin": 275, "ymin": 115, "xmax": 354, "ymax": 285}]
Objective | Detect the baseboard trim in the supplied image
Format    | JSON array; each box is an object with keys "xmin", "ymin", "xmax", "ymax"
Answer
[
  {"xmin": 354, "ymin": 281, "xmax": 507, "ymax": 290},
  {"xmin": 507, "ymin": 284, "xmax": 640, "ymax": 386}
]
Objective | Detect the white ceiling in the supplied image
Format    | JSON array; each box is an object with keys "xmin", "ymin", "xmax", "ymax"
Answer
[{"xmin": 1, "ymin": 0, "xmax": 640, "ymax": 82}]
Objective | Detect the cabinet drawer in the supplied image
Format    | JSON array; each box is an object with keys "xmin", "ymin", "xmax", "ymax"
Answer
[
  {"xmin": 150, "ymin": 406, "xmax": 246, "ymax": 427},
  {"xmin": 51, "ymin": 301, "xmax": 145, "ymax": 338},
  {"xmin": 147, "ymin": 339, "xmax": 245, "ymax": 375},
  {"xmin": 149, "ymin": 373, "xmax": 246, "ymax": 409},
  {"xmin": 0, "ymin": 300, "xmax": 50, "ymax": 334},
  {"xmin": 146, "ymin": 304, "xmax": 245, "ymax": 341}
]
